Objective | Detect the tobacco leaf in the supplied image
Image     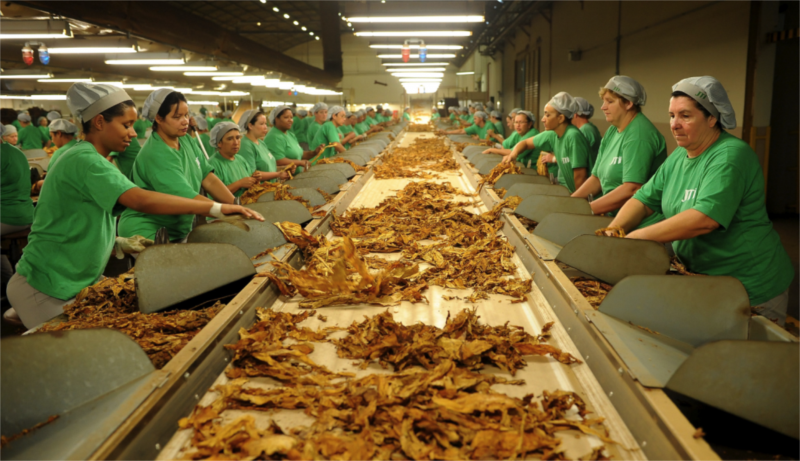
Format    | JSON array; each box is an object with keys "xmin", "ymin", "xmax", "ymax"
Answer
[
  {"xmin": 478, "ymin": 162, "xmax": 522, "ymax": 190},
  {"xmin": 594, "ymin": 226, "xmax": 626, "ymax": 238},
  {"xmin": 570, "ymin": 277, "xmax": 613, "ymax": 310},
  {"xmin": 373, "ymin": 137, "xmax": 457, "ymax": 180},
  {"xmin": 0, "ymin": 415, "xmax": 59, "ymax": 448},
  {"xmin": 316, "ymin": 157, "xmax": 367, "ymax": 172}
]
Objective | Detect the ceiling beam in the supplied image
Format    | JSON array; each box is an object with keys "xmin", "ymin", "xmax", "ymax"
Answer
[
  {"xmin": 16, "ymin": 1, "xmax": 342, "ymax": 88},
  {"xmin": 318, "ymin": 0, "xmax": 343, "ymax": 80}
]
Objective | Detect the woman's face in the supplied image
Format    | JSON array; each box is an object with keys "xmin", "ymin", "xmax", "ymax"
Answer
[
  {"xmin": 248, "ymin": 114, "xmax": 268, "ymax": 138},
  {"xmin": 39, "ymin": 118, "xmax": 48, "ymax": 127},
  {"xmin": 100, "ymin": 105, "xmax": 137, "ymax": 153},
  {"xmin": 669, "ymin": 96, "xmax": 718, "ymax": 150},
  {"xmin": 474, "ymin": 116, "xmax": 485, "ymax": 127},
  {"xmin": 541, "ymin": 104, "xmax": 564, "ymax": 131},
  {"xmin": 51, "ymin": 131, "xmax": 70, "ymax": 148},
  {"xmin": 315, "ymin": 110, "xmax": 327, "ymax": 123},
  {"xmin": 3, "ymin": 133, "xmax": 18, "ymax": 145},
  {"xmin": 506, "ymin": 116, "xmax": 514, "ymax": 129},
  {"xmin": 514, "ymin": 114, "xmax": 533, "ymax": 136},
  {"xmin": 156, "ymin": 101, "xmax": 189, "ymax": 138},
  {"xmin": 331, "ymin": 111, "xmax": 346, "ymax": 126},
  {"xmin": 600, "ymin": 93, "xmax": 632, "ymax": 127},
  {"xmin": 275, "ymin": 110, "xmax": 293, "ymax": 132},
  {"xmin": 348, "ymin": 115, "xmax": 357, "ymax": 126},
  {"xmin": 217, "ymin": 129, "xmax": 241, "ymax": 157}
]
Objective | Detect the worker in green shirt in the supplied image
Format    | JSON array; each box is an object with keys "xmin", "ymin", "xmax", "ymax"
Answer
[
  {"xmin": 192, "ymin": 117, "xmax": 214, "ymax": 158},
  {"xmin": 2, "ymin": 124, "xmax": 18, "ymax": 146},
  {"xmin": 448, "ymin": 107, "xmax": 457, "ymax": 124},
  {"xmin": 237, "ymin": 109, "xmax": 283, "ymax": 182},
  {"xmin": 119, "ymin": 88, "xmax": 239, "ymax": 242},
  {"xmin": 11, "ymin": 112, "xmax": 25, "ymax": 132},
  {"xmin": 305, "ymin": 103, "xmax": 328, "ymax": 143},
  {"xmin": 431, "ymin": 107, "xmax": 441, "ymax": 122},
  {"xmin": 488, "ymin": 109, "xmax": 520, "ymax": 143},
  {"xmin": 572, "ymin": 97, "xmax": 602, "ymax": 165},
  {"xmin": 403, "ymin": 107, "xmax": 412, "ymax": 121},
  {"xmin": 6, "ymin": 83, "xmax": 261, "ymax": 328},
  {"xmin": 441, "ymin": 111, "xmax": 491, "ymax": 140},
  {"xmin": 108, "ymin": 137, "xmax": 142, "ymax": 179},
  {"xmin": 199, "ymin": 105, "xmax": 208, "ymax": 117},
  {"xmin": 291, "ymin": 108, "xmax": 308, "ymax": 148},
  {"xmin": 506, "ymin": 92, "xmax": 592, "ymax": 193},
  {"xmin": 17, "ymin": 113, "xmax": 45, "ymax": 150},
  {"xmin": 208, "ymin": 122, "xmax": 271, "ymax": 197},
  {"xmin": 310, "ymin": 105, "xmax": 347, "ymax": 162},
  {"xmin": 266, "ymin": 105, "xmax": 323, "ymax": 174},
  {"xmin": 1, "ymin": 124, "xmax": 34, "ymax": 297},
  {"xmin": 221, "ymin": 110, "xmax": 234, "ymax": 124},
  {"xmin": 486, "ymin": 110, "xmax": 505, "ymax": 139},
  {"xmin": 35, "ymin": 117, "xmax": 52, "ymax": 148},
  {"xmin": 47, "ymin": 119, "xmax": 80, "ymax": 171},
  {"xmin": 365, "ymin": 107, "xmax": 379, "ymax": 127},
  {"xmin": 133, "ymin": 114, "xmax": 149, "ymax": 139},
  {"xmin": 572, "ymin": 76, "xmax": 667, "ymax": 228},
  {"xmin": 482, "ymin": 111, "xmax": 540, "ymax": 166},
  {"xmin": 608, "ymin": 76, "xmax": 794, "ymax": 325},
  {"xmin": 338, "ymin": 111, "xmax": 362, "ymax": 148}
]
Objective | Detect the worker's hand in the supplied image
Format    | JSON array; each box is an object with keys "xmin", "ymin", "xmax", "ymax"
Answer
[
  {"xmin": 31, "ymin": 179, "xmax": 44, "ymax": 195},
  {"xmin": 540, "ymin": 153, "xmax": 556, "ymax": 164},
  {"xmin": 302, "ymin": 160, "xmax": 310, "ymax": 171},
  {"xmin": 237, "ymin": 176, "xmax": 259, "ymax": 189},
  {"xmin": 482, "ymin": 148, "xmax": 495, "ymax": 155},
  {"xmin": 221, "ymin": 204, "xmax": 264, "ymax": 221},
  {"xmin": 278, "ymin": 171, "xmax": 290, "ymax": 180},
  {"xmin": 501, "ymin": 154, "xmax": 514, "ymax": 164},
  {"xmin": 114, "ymin": 235, "xmax": 154, "ymax": 258},
  {"xmin": 314, "ymin": 144, "xmax": 325, "ymax": 156}
]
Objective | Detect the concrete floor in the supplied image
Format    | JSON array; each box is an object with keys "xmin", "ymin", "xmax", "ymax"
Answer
[{"xmin": 771, "ymin": 215, "xmax": 799, "ymax": 320}]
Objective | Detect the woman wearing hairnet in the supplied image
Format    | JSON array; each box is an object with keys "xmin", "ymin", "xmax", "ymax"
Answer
[
  {"xmin": 265, "ymin": 105, "xmax": 324, "ymax": 174},
  {"xmin": 482, "ymin": 111, "xmax": 540, "ymax": 166},
  {"xmin": 608, "ymin": 76, "xmax": 794, "ymax": 326},
  {"xmin": 440, "ymin": 111, "xmax": 491, "ymax": 140},
  {"xmin": 37, "ymin": 116, "xmax": 53, "ymax": 148},
  {"xmin": 431, "ymin": 107, "xmax": 441, "ymax": 122},
  {"xmin": 237, "ymin": 109, "xmax": 282, "ymax": 182},
  {"xmin": 292, "ymin": 109, "xmax": 309, "ymax": 150},
  {"xmin": 310, "ymin": 105, "xmax": 348, "ymax": 162},
  {"xmin": 338, "ymin": 111, "xmax": 363, "ymax": 149},
  {"xmin": 504, "ymin": 92, "xmax": 592, "ymax": 193},
  {"xmin": 17, "ymin": 113, "xmax": 45, "ymax": 150},
  {"xmin": 47, "ymin": 119, "xmax": 80, "ymax": 171},
  {"xmin": 306, "ymin": 103, "xmax": 329, "ymax": 145},
  {"xmin": 1, "ymin": 123, "xmax": 34, "ymax": 299},
  {"xmin": 118, "ymin": 89, "xmax": 238, "ymax": 243},
  {"xmin": 6, "ymin": 83, "xmax": 261, "ymax": 328},
  {"xmin": 486, "ymin": 111, "xmax": 505, "ymax": 139},
  {"xmin": 572, "ymin": 76, "xmax": 667, "ymax": 228},
  {"xmin": 2, "ymin": 124, "xmax": 18, "ymax": 146},
  {"xmin": 572, "ymin": 97, "xmax": 602, "ymax": 164},
  {"xmin": 403, "ymin": 107, "xmax": 412, "ymax": 121},
  {"xmin": 209, "ymin": 122, "xmax": 286, "ymax": 197}
]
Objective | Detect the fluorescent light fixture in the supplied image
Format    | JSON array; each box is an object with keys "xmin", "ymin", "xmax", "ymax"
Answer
[
  {"xmin": 378, "ymin": 54, "xmax": 456, "ymax": 59},
  {"xmin": 283, "ymin": 13, "xmax": 290, "ymax": 19},
  {"xmin": 456, "ymin": 71, "xmax": 475, "ymax": 75},
  {"xmin": 190, "ymin": 90, "xmax": 250, "ymax": 96},
  {"xmin": 106, "ymin": 53, "xmax": 185, "ymax": 65},
  {"xmin": 262, "ymin": 79, "xmax": 282, "ymax": 88},
  {"xmin": 349, "ymin": 15, "xmax": 483, "ymax": 23},
  {"xmin": 309, "ymin": 32, "xmax": 314, "ymax": 36},
  {"xmin": 399, "ymin": 78, "xmax": 443, "ymax": 83},
  {"xmin": 0, "ymin": 72, "xmax": 53, "ymax": 79},
  {"xmin": 301, "ymin": 26, "xmax": 307, "ymax": 31},
  {"xmin": 370, "ymin": 44, "xmax": 463, "ymax": 50},
  {"xmin": 293, "ymin": 21, "xmax": 299, "ymax": 25},
  {"xmin": 262, "ymin": 101, "xmax": 290, "ymax": 107},
  {"xmin": 391, "ymin": 72, "xmax": 444, "ymax": 78},
  {"xmin": 91, "ymin": 81, "xmax": 124, "ymax": 86},
  {"xmin": 383, "ymin": 62, "xmax": 449, "ymax": 67},
  {"xmin": 315, "ymin": 36, "xmax": 320, "ymax": 40},
  {"xmin": 273, "ymin": 6, "xmax": 279, "ymax": 11},
  {"xmin": 38, "ymin": 77, "xmax": 92, "ymax": 83},
  {"xmin": 386, "ymin": 67, "xmax": 446, "ymax": 72},
  {"xmin": 356, "ymin": 31, "xmax": 471, "ymax": 37},
  {"xmin": 0, "ymin": 20, "xmax": 73, "ymax": 39},
  {"xmin": 231, "ymin": 75, "xmax": 266, "ymax": 83},
  {"xmin": 186, "ymin": 100, "xmax": 220, "ymax": 105},
  {"xmin": 151, "ymin": 66, "xmax": 217, "ymax": 72},
  {"xmin": 190, "ymin": 72, "xmax": 244, "ymax": 77},
  {"xmin": 49, "ymin": 46, "xmax": 136, "ymax": 54},
  {"xmin": 277, "ymin": 81, "xmax": 294, "ymax": 89},
  {"xmin": 0, "ymin": 94, "xmax": 68, "ymax": 100}
]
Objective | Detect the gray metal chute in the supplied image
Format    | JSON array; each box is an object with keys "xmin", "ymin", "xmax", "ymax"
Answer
[
  {"xmin": 307, "ymin": 162, "xmax": 356, "ymax": 178},
  {"xmin": 505, "ymin": 183, "xmax": 570, "ymax": 200},
  {"xmin": 556, "ymin": 235, "xmax": 670, "ymax": 285},
  {"xmin": 256, "ymin": 187, "xmax": 326, "ymax": 207},
  {"xmin": 533, "ymin": 213, "xmax": 614, "ymax": 247},
  {"xmin": 187, "ymin": 220, "xmax": 288, "ymax": 259},
  {"xmin": 244, "ymin": 200, "xmax": 313, "ymax": 225},
  {"xmin": 494, "ymin": 174, "xmax": 552, "ymax": 190},
  {"xmin": 284, "ymin": 176, "xmax": 341, "ymax": 195},
  {"xmin": 515, "ymin": 195, "xmax": 592, "ymax": 223},
  {"xmin": 293, "ymin": 169, "xmax": 348, "ymax": 186}
]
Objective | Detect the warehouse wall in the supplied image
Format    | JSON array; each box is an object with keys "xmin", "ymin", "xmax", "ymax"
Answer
[{"xmin": 483, "ymin": 1, "xmax": 750, "ymax": 152}]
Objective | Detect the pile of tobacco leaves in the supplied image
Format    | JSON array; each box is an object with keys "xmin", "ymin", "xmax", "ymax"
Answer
[
  {"xmin": 174, "ymin": 308, "xmax": 613, "ymax": 461},
  {"xmin": 36, "ymin": 270, "xmax": 225, "ymax": 369},
  {"xmin": 478, "ymin": 162, "xmax": 522, "ymax": 190},
  {"xmin": 407, "ymin": 123, "xmax": 434, "ymax": 132},
  {"xmin": 240, "ymin": 182, "xmax": 311, "ymax": 207},
  {"xmin": 374, "ymin": 137, "xmax": 458, "ymax": 180},
  {"xmin": 316, "ymin": 157, "xmax": 367, "ymax": 172}
]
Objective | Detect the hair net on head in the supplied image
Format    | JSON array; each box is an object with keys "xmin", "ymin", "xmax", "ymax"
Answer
[
  {"xmin": 66, "ymin": 82, "xmax": 132, "ymax": 123},
  {"xmin": 573, "ymin": 97, "xmax": 594, "ymax": 118},
  {"xmin": 672, "ymin": 76, "xmax": 736, "ymax": 129},
  {"xmin": 142, "ymin": 88, "xmax": 176, "ymax": 122},
  {"xmin": 49, "ymin": 119, "xmax": 78, "ymax": 134},
  {"xmin": 37, "ymin": 116, "xmax": 48, "ymax": 125},
  {"xmin": 17, "ymin": 113, "xmax": 31, "ymax": 123},
  {"xmin": 345, "ymin": 111, "xmax": 354, "ymax": 118},
  {"xmin": 223, "ymin": 110, "xmax": 233, "ymax": 117},
  {"xmin": 365, "ymin": 106, "xmax": 375, "ymax": 112},
  {"xmin": 209, "ymin": 121, "xmax": 240, "ymax": 148},
  {"xmin": 268, "ymin": 106, "xmax": 291, "ymax": 126},
  {"xmin": 195, "ymin": 117, "xmax": 208, "ymax": 131},
  {"xmin": 404, "ymin": 107, "xmax": 410, "ymax": 112},
  {"xmin": 238, "ymin": 109, "xmax": 260, "ymax": 131},
  {"xmin": 490, "ymin": 110, "xmax": 502, "ymax": 119},
  {"xmin": 297, "ymin": 109, "xmax": 308, "ymax": 117},
  {"xmin": 604, "ymin": 75, "xmax": 647, "ymax": 106},
  {"xmin": 327, "ymin": 106, "xmax": 345, "ymax": 120},
  {"xmin": 516, "ymin": 111, "xmax": 535, "ymax": 123},
  {"xmin": 546, "ymin": 92, "xmax": 579, "ymax": 119},
  {"xmin": 312, "ymin": 102, "xmax": 328, "ymax": 114},
  {"xmin": 459, "ymin": 107, "xmax": 469, "ymax": 114},
  {"xmin": 511, "ymin": 108, "xmax": 523, "ymax": 113},
  {"xmin": 2, "ymin": 124, "xmax": 16, "ymax": 135},
  {"xmin": 46, "ymin": 111, "xmax": 61, "ymax": 121},
  {"xmin": 473, "ymin": 111, "xmax": 487, "ymax": 121},
  {"xmin": 473, "ymin": 104, "xmax": 484, "ymax": 111}
]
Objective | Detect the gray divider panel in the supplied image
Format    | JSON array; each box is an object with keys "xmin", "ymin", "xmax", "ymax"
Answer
[
  {"xmin": 188, "ymin": 219, "xmax": 288, "ymax": 259},
  {"xmin": 472, "ymin": 155, "xmax": 502, "ymax": 169},
  {"xmin": 338, "ymin": 150, "xmax": 372, "ymax": 163},
  {"xmin": 520, "ymin": 167, "xmax": 540, "ymax": 175},
  {"xmin": 1, "ymin": 330, "xmax": 157, "ymax": 460},
  {"xmin": 494, "ymin": 174, "xmax": 552, "ymax": 190},
  {"xmin": 463, "ymin": 145, "xmax": 488, "ymax": 161},
  {"xmin": 136, "ymin": 243, "xmax": 256, "ymax": 314},
  {"xmin": 305, "ymin": 162, "xmax": 356, "ymax": 178},
  {"xmin": 505, "ymin": 183, "xmax": 570, "ymax": 200},
  {"xmin": 515, "ymin": 195, "xmax": 592, "ymax": 223},
  {"xmin": 336, "ymin": 154, "xmax": 368, "ymax": 167},
  {"xmin": 534, "ymin": 213, "xmax": 614, "ymax": 247},
  {"xmin": 285, "ymin": 176, "xmax": 341, "ymax": 195},
  {"xmin": 292, "ymin": 169, "xmax": 348, "ymax": 186},
  {"xmin": 556, "ymin": 235, "xmax": 670, "ymax": 285},
  {"xmin": 349, "ymin": 146, "xmax": 380, "ymax": 158},
  {"xmin": 256, "ymin": 187, "xmax": 326, "ymax": 207},
  {"xmin": 449, "ymin": 135, "xmax": 474, "ymax": 143},
  {"xmin": 244, "ymin": 200, "xmax": 313, "ymax": 225},
  {"xmin": 666, "ymin": 340, "xmax": 799, "ymax": 439}
]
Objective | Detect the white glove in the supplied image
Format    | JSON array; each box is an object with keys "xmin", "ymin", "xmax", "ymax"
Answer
[{"xmin": 114, "ymin": 235, "xmax": 154, "ymax": 259}]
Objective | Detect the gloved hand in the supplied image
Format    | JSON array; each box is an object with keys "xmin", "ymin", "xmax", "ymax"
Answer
[{"xmin": 114, "ymin": 235, "xmax": 154, "ymax": 259}]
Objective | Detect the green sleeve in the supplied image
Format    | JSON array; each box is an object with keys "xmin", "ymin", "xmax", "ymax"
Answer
[
  {"xmin": 148, "ymin": 153, "xmax": 202, "ymax": 200},
  {"xmin": 464, "ymin": 124, "xmax": 479, "ymax": 135},
  {"xmin": 632, "ymin": 162, "xmax": 667, "ymax": 215},
  {"xmin": 567, "ymin": 133, "xmax": 590, "ymax": 170},
  {"xmin": 691, "ymin": 162, "xmax": 745, "ymax": 229},
  {"xmin": 532, "ymin": 130, "xmax": 558, "ymax": 152},
  {"xmin": 82, "ymin": 159, "xmax": 137, "ymax": 214},
  {"xmin": 265, "ymin": 132, "xmax": 286, "ymax": 161},
  {"xmin": 622, "ymin": 140, "xmax": 659, "ymax": 184}
]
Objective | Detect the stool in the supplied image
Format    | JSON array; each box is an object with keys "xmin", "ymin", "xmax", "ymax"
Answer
[{"xmin": 1, "ymin": 229, "xmax": 31, "ymax": 270}]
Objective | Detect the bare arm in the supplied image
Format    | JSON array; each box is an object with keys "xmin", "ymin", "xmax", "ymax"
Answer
[
  {"xmin": 572, "ymin": 167, "xmax": 588, "ymax": 191},
  {"xmin": 502, "ymin": 137, "xmax": 535, "ymax": 163},
  {"xmin": 117, "ymin": 187, "xmax": 263, "ymax": 220},
  {"xmin": 588, "ymin": 182, "xmax": 643, "ymax": 215},
  {"xmin": 572, "ymin": 175, "xmax": 603, "ymax": 199},
  {"xmin": 482, "ymin": 147, "xmax": 511, "ymax": 156},
  {"xmin": 202, "ymin": 173, "xmax": 235, "ymax": 204},
  {"xmin": 626, "ymin": 209, "xmax": 719, "ymax": 243},
  {"xmin": 607, "ymin": 198, "xmax": 653, "ymax": 233}
]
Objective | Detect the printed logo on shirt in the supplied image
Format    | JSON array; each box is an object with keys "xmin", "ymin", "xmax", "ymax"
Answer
[
  {"xmin": 561, "ymin": 157, "xmax": 570, "ymax": 164},
  {"xmin": 195, "ymin": 158, "xmax": 201, "ymax": 169},
  {"xmin": 682, "ymin": 189, "xmax": 697, "ymax": 202},
  {"xmin": 610, "ymin": 156, "xmax": 623, "ymax": 165}
]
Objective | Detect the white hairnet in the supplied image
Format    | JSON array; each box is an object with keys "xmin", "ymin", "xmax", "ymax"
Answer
[
  {"xmin": 516, "ymin": 111, "xmax": 535, "ymax": 123},
  {"xmin": 511, "ymin": 108, "xmax": 523, "ymax": 113},
  {"xmin": 672, "ymin": 76, "xmax": 736, "ymax": 129},
  {"xmin": 459, "ymin": 107, "xmax": 469, "ymax": 114},
  {"xmin": 365, "ymin": 106, "xmax": 375, "ymax": 112},
  {"xmin": 209, "ymin": 121, "xmax": 240, "ymax": 148},
  {"xmin": 297, "ymin": 109, "xmax": 308, "ymax": 117},
  {"xmin": 327, "ymin": 105, "xmax": 345, "ymax": 120},
  {"xmin": 604, "ymin": 75, "xmax": 647, "ymax": 106},
  {"xmin": 238, "ymin": 109, "xmax": 260, "ymax": 131},
  {"xmin": 546, "ymin": 92, "xmax": 579, "ymax": 119},
  {"xmin": 2, "ymin": 124, "xmax": 17, "ymax": 135},
  {"xmin": 490, "ymin": 110, "xmax": 502, "ymax": 119},
  {"xmin": 66, "ymin": 82, "xmax": 132, "ymax": 123},
  {"xmin": 142, "ymin": 88, "xmax": 176, "ymax": 122},
  {"xmin": 346, "ymin": 111, "xmax": 355, "ymax": 118},
  {"xmin": 223, "ymin": 110, "xmax": 233, "ymax": 117},
  {"xmin": 312, "ymin": 102, "xmax": 328, "ymax": 114},
  {"xmin": 46, "ymin": 111, "xmax": 61, "ymax": 121},
  {"xmin": 474, "ymin": 104, "xmax": 485, "ymax": 111},
  {"xmin": 404, "ymin": 107, "xmax": 409, "ymax": 112},
  {"xmin": 195, "ymin": 117, "xmax": 208, "ymax": 131},
  {"xmin": 268, "ymin": 106, "xmax": 292, "ymax": 126},
  {"xmin": 573, "ymin": 97, "xmax": 594, "ymax": 118},
  {"xmin": 473, "ymin": 111, "xmax": 487, "ymax": 121},
  {"xmin": 48, "ymin": 119, "xmax": 78, "ymax": 134},
  {"xmin": 17, "ymin": 113, "xmax": 31, "ymax": 123}
]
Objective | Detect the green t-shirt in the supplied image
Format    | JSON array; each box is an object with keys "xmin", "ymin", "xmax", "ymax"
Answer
[
  {"xmin": 505, "ymin": 128, "xmax": 540, "ymax": 166},
  {"xmin": 403, "ymin": 112, "xmax": 411, "ymax": 121},
  {"xmin": 222, "ymin": 118, "xmax": 234, "ymax": 124},
  {"xmin": 486, "ymin": 121, "xmax": 503, "ymax": 136},
  {"xmin": 133, "ymin": 119, "xmax": 148, "ymax": 139},
  {"xmin": 633, "ymin": 132, "xmax": 793, "ymax": 305},
  {"xmin": 339, "ymin": 125, "xmax": 354, "ymax": 149},
  {"xmin": 306, "ymin": 120, "xmax": 324, "ymax": 144},
  {"xmin": 209, "ymin": 152, "xmax": 253, "ymax": 197},
  {"xmin": 1, "ymin": 142, "xmax": 34, "ymax": 226},
  {"xmin": 239, "ymin": 136, "xmax": 277, "ymax": 176},
  {"xmin": 464, "ymin": 123, "xmax": 489, "ymax": 140},
  {"xmin": 196, "ymin": 133, "xmax": 214, "ymax": 159},
  {"xmin": 207, "ymin": 117, "xmax": 219, "ymax": 130},
  {"xmin": 592, "ymin": 113, "xmax": 667, "ymax": 217},
  {"xmin": 108, "ymin": 137, "xmax": 142, "ymax": 179},
  {"xmin": 310, "ymin": 121, "xmax": 340, "ymax": 162},
  {"xmin": 432, "ymin": 113, "xmax": 441, "ymax": 120},
  {"xmin": 11, "ymin": 120, "xmax": 22, "ymax": 131},
  {"xmin": 39, "ymin": 126, "xmax": 51, "ymax": 143},
  {"xmin": 533, "ymin": 125, "xmax": 591, "ymax": 193},
  {"xmin": 18, "ymin": 124, "xmax": 44, "ymax": 150},
  {"xmin": 579, "ymin": 122, "xmax": 602, "ymax": 165},
  {"xmin": 290, "ymin": 116, "xmax": 307, "ymax": 144},
  {"xmin": 118, "ymin": 132, "xmax": 213, "ymax": 241},
  {"xmin": 265, "ymin": 128, "xmax": 305, "ymax": 173},
  {"xmin": 16, "ymin": 142, "xmax": 136, "ymax": 299},
  {"xmin": 48, "ymin": 138, "xmax": 79, "ymax": 171},
  {"xmin": 355, "ymin": 122, "xmax": 369, "ymax": 135},
  {"xmin": 366, "ymin": 116, "xmax": 378, "ymax": 126}
]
